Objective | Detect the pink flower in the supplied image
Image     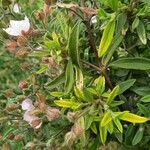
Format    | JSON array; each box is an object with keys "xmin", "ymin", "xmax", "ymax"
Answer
[
  {"xmin": 23, "ymin": 111, "xmax": 42, "ymax": 129},
  {"xmin": 21, "ymin": 99, "xmax": 34, "ymax": 110}
]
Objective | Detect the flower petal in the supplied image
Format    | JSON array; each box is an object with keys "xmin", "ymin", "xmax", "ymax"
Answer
[
  {"xmin": 3, "ymin": 16, "xmax": 30, "ymax": 36},
  {"xmin": 21, "ymin": 98, "xmax": 34, "ymax": 110}
]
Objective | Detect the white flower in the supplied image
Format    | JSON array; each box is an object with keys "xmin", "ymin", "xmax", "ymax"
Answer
[
  {"xmin": 23, "ymin": 111, "xmax": 42, "ymax": 129},
  {"xmin": 3, "ymin": 16, "xmax": 30, "ymax": 36},
  {"xmin": 21, "ymin": 98, "xmax": 34, "ymax": 111},
  {"xmin": 13, "ymin": 3, "xmax": 21, "ymax": 13},
  {"xmin": 91, "ymin": 16, "xmax": 97, "ymax": 24}
]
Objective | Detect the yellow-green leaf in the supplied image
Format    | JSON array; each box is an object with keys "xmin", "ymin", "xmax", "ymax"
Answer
[
  {"xmin": 54, "ymin": 99, "xmax": 81, "ymax": 109},
  {"xmin": 107, "ymin": 85, "xmax": 120, "ymax": 104},
  {"xmin": 98, "ymin": 19, "xmax": 116, "ymax": 57},
  {"xmin": 99, "ymin": 125, "xmax": 107, "ymax": 144},
  {"xmin": 101, "ymin": 111, "xmax": 112, "ymax": 127},
  {"xmin": 94, "ymin": 76, "xmax": 105, "ymax": 96},
  {"xmin": 119, "ymin": 112, "xmax": 149, "ymax": 123},
  {"xmin": 113, "ymin": 118, "xmax": 123, "ymax": 133}
]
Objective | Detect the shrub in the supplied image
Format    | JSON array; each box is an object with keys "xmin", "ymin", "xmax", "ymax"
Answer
[{"xmin": 0, "ymin": 0, "xmax": 150, "ymax": 149}]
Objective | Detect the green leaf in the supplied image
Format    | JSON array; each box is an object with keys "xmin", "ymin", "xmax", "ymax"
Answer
[
  {"xmin": 101, "ymin": 111, "xmax": 112, "ymax": 127},
  {"xmin": 132, "ymin": 127, "xmax": 144, "ymax": 145},
  {"xmin": 137, "ymin": 20, "xmax": 147, "ymax": 45},
  {"xmin": 102, "ymin": 33, "xmax": 124, "ymax": 65},
  {"xmin": 50, "ymin": 92, "xmax": 64, "ymax": 97},
  {"xmin": 64, "ymin": 60, "xmax": 74, "ymax": 93},
  {"xmin": 98, "ymin": 19, "xmax": 116, "ymax": 57},
  {"xmin": 29, "ymin": 51, "xmax": 50, "ymax": 57},
  {"xmin": 107, "ymin": 0, "xmax": 119, "ymax": 11},
  {"xmin": 106, "ymin": 121, "xmax": 114, "ymax": 134},
  {"xmin": 119, "ymin": 112, "xmax": 149, "ymax": 123},
  {"xmin": 116, "ymin": 13, "xmax": 127, "ymax": 33},
  {"xmin": 97, "ymin": 8, "xmax": 108, "ymax": 20},
  {"xmin": 46, "ymin": 73, "xmax": 65, "ymax": 89},
  {"xmin": 118, "ymin": 79, "xmax": 136, "ymax": 94},
  {"xmin": 137, "ymin": 103, "xmax": 149, "ymax": 117},
  {"xmin": 113, "ymin": 118, "xmax": 123, "ymax": 133},
  {"xmin": 99, "ymin": 125, "xmax": 107, "ymax": 144},
  {"xmin": 85, "ymin": 115, "xmax": 94, "ymax": 130},
  {"xmin": 91, "ymin": 123, "xmax": 98, "ymax": 134},
  {"xmin": 74, "ymin": 86, "xmax": 85, "ymax": 101},
  {"xmin": 140, "ymin": 95, "xmax": 150, "ymax": 102},
  {"xmin": 54, "ymin": 99, "xmax": 81, "ymax": 109},
  {"xmin": 36, "ymin": 65, "xmax": 48, "ymax": 74},
  {"xmin": 74, "ymin": 66, "xmax": 83, "ymax": 89},
  {"xmin": 94, "ymin": 76, "xmax": 105, "ymax": 96},
  {"xmin": 109, "ymin": 57, "xmax": 150, "ymax": 70},
  {"xmin": 68, "ymin": 23, "xmax": 80, "ymax": 66},
  {"xmin": 107, "ymin": 85, "xmax": 120, "ymax": 104},
  {"xmin": 132, "ymin": 17, "xmax": 140, "ymax": 31}
]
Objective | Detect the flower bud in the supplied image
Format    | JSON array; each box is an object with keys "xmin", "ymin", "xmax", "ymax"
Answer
[
  {"xmin": 71, "ymin": 124, "xmax": 84, "ymax": 139},
  {"xmin": 5, "ymin": 40, "xmax": 17, "ymax": 50},
  {"xmin": 42, "ymin": 57, "xmax": 49, "ymax": 64},
  {"xmin": 35, "ymin": 11, "xmax": 45, "ymax": 21},
  {"xmin": 20, "ymin": 63, "xmax": 30, "ymax": 71},
  {"xmin": 5, "ymin": 40, "xmax": 17, "ymax": 54},
  {"xmin": 30, "ymin": 118, "xmax": 42, "ymax": 129},
  {"xmin": 15, "ymin": 48, "xmax": 28, "ymax": 59},
  {"xmin": 25, "ymin": 142, "xmax": 35, "ymax": 150},
  {"xmin": 2, "ymin": 143, "xmax": 10, "ymax": 150},
  {"xmin": 14, "ymin": 134, "xmax": 23, "ymax": 141},
  {"xmin": 44, "ymin": 3, "xmax": 51, "ymax": 15},
  {"xmin": 67, "ymin": 112, "xmax": 78, "ymax": 123},
  {"xmin": 17, "ymin": 36, "xmax": 28, "ymax": 46},
  {"xmin": 4, "ymin": 89, "xmax": 14, "ymax": 97},
  {"xmin": 45, "ymin": 107, "xmax": 60, "ymax": 121},
  {"xmin": 64, "ymin": 131, "xmax": 75, "ymax": 146},
  {"xmin": 7, "ymin": 133, "xmax": 15, "ymax": 140},
  {"xmin": 18, "ymin": 80, "xmax": 27, "ymax": 89},
  {"xmin": 5, "ymin": 104, "xmax": 18, "ymax": 112}
]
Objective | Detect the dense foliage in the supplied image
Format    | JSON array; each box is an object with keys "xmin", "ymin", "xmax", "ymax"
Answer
[{"xmin": 0, "ymin": 0, "xmax": 150, "ymax": 149}]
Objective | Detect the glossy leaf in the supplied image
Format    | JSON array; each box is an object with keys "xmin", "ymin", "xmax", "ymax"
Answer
[
  {"xmin": 132, "ymin": 127, "xmax": 144, "ymax": 145},
  {"xmin": 64, "ymin": 60, "xmax": 74, "ymax": 93},
  {"xmin": 113, "ymin": 118, "xmax": 123, "ymax": 133},
  {"xmin": 137, "ymin": 20, "xmax": 147, "ymax": 45},
  {"xmin": 68, "ymin": 23, "xmax": 80, "ymax": 66},
  {"xmin": 54, "ymin": 99, "xmax": 81, "ymax": 109},
  {"xmin": 107, "ymin": 0, "xmax": 119, "ymax": 11},
  {"xmin": 119, "ymin": 112, "xmax": 149, "ymax": 123},
  {"xmin": 94, "ymin": 76, "xmax": 105, "ymax": 96},
  {"xmin": 107, "ymin": 85, "xmax": 120, "ymax": 104},
  {"xmin": 74, "ymin": 66, "xmax": 83, "ymax": 90},
  {"xmin": 101, "ymin": 111, "xmax": 112, "ymax": 127},
  {"xmin": 140, "ymin": 95, "xmax": 150, "ymax": 102},
  {"xmin": 109, "ymin": 57, "xmax": 150, "ymax": 70},
  {"xmin": 118, "ymin": 79, "xmax": 136, "ymax": 94},
  {"xmin": 98, "ymin": 19, "xmax": 116, "ymax": 57},
  {"xmin": 132, "ymin": 17, "xmax": 139, "ymax": 31},
  {"xmin": 91, "ymin": 123, "xmax": 98, "ymax": 134},
  {"xmin": 99, "ymin": 125, "xmax": 107, "ymax": 144},
  {"xmin": 106, "ymin": 121, "xmax": 114, "ymax": 134}
]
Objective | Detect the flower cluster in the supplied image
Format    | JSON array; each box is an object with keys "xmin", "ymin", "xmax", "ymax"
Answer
[{"xmin": 21, "ymin": 94, "xmax": 60, "ymax": 129}]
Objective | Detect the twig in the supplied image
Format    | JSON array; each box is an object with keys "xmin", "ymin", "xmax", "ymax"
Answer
[{"xmin": 81, "ymin": 59, "xmax": 113, "ymax": 89}]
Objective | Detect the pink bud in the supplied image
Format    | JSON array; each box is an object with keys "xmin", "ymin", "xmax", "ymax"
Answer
[{"xmin": 18, "ymin": 81, "xmax": 27, "ymax": 89}]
